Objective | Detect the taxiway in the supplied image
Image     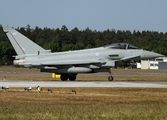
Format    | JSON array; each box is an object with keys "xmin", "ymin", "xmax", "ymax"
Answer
[{"xmin": 0, "ymin": 80, "xmax": 167, "ymax": 88}]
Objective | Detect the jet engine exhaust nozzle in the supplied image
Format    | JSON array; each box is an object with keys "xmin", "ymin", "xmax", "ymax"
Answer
[{"xmin": 13, "ymin": 59, "xmax": 25, "ymax": 66}]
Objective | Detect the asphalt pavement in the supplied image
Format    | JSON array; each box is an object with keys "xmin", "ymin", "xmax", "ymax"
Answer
[{"xmin": 0, "ymin": 80, "xmax": 167, "ymax": 88}]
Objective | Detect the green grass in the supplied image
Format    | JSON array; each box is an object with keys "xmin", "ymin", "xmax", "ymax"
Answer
[
  {"xmin": 1, "ymin": 103, "xmax": 167, "ymax": 120},
  {"xmin": 0, "ymin": 88, "xmax": 167, "ymax": 120}
]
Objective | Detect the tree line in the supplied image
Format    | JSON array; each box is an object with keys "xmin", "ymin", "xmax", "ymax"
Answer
[{"xmin": 0, "ymin": 24, "xmax": 167, "ymax": 65}]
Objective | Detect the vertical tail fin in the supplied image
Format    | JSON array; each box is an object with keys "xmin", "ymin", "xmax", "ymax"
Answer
[{"xmin": 3, "ymin": 27, "xmax": 45, "ymax": 55}]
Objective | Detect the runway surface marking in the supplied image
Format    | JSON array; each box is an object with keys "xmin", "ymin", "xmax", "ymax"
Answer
[{"xmin": 0, "ymin": 80, "xmax": 167, "ymax": 88}]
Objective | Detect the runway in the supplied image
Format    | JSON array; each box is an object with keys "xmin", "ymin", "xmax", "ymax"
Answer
[{"xmin": 1, "ymin": 80, "xmax": 167, "ymax": 88}]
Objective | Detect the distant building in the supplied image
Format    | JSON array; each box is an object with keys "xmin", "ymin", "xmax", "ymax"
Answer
[
  {"xmin": 159, "ymin": 62, "xmax": 167, "ymax": 69},
  {"xmin": 137, "ymin": 62, "xmax": 141, "ymax": 69},
  {"xmin": 140, "ymin": 57, "xmax": 167, "ymax": 69},
  {"xmin": 156, "ymin": 57, "xmax": 167, "ymax": 62}
]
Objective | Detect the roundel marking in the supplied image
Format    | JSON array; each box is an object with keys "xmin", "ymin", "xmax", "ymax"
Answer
[{"xmin": 95, "ymin": 53, "xmax": 99, "ymax": 56}]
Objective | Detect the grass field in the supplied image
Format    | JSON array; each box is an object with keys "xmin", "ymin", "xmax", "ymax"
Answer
[
  {"xmin": 1, "ymin": 66, "xmax": 167, "ymax": 119},
  {"xmin": 0, "ymin": 88, "xmax": 167, "ymax": 120}
]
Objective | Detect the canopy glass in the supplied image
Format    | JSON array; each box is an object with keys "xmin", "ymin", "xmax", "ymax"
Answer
[{"xmin": 104, "ymin": 43, "xmax": 140, "ymax": 49}]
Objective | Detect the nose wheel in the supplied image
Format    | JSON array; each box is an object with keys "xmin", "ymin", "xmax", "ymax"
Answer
[
  {"xmin": 108, "ymin": 76, "xmax": 114, "ymax": 81},
  {"xmin": 108, "ymin": 69, "xmax": 114, "ymax": 81}
]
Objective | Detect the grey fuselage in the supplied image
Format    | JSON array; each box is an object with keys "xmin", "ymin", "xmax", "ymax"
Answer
[
  {"xmin": 15, "ymin": 45, "xmax": 154, "ymax": 74},
  {"xmin": 3, "ymin": 27, "xmax": 164, "ymax": 75}
]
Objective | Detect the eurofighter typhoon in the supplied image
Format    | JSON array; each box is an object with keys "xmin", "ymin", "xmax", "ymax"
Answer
[{"xmin": 3, "ymin": 27, "xmax": 163, "ymax": 81}]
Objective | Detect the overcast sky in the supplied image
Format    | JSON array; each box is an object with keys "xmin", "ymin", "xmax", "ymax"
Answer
[{"xmin": 1, "ymin": 0, "xmax": 167, "ymax": 33}]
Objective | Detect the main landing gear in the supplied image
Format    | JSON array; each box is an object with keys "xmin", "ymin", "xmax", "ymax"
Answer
[
  {"xmin": 60, "ymin": 74, "xmax": 77, "ymax": 81},
  {"xmin": 108, "ymin": 69, "xmax": 114, "ymax": 81}
]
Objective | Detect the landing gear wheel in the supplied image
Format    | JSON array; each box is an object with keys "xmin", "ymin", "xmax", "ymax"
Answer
[
  {"xmin": 69, "ymin": 75, "xmax": 76, "ymax": 81},
  {"xmin": 108, "ymin": 76, "xmax": 114, "ymax": 81},
  {"xmin": 61, "ymin": 74, "xmax": 68, "ymax": 81},
  {"xmin": 108, "ymin": 68, "xmax": 114, "ymax": 81}
]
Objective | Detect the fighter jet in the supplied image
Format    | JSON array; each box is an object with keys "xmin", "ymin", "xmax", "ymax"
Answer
[{"xmin": 3, "ymin": 27, "xmax": 164, "ymax": 81}]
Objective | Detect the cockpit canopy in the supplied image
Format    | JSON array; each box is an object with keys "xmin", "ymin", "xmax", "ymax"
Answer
[{"xmin": 104, "ymin": 43, "xmax": 140, "ymax": 49}]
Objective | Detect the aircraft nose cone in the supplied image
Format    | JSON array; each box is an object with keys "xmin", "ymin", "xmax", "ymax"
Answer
[{"xmin": 143, "ymin": 50, "xmax": 164, "ymax": 59}]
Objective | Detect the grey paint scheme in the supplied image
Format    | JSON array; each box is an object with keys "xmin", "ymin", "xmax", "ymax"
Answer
[
  {"xmin": 3, "ymin": 27, "xmax": 164, "ymax": 81},
  {"xmin": 3, "ymin": 27, "xmax": 44, "ymax": 55}
]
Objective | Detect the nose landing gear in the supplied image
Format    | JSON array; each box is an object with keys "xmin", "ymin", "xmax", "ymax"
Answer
[
  {"xmin": 108, "ymin": 76, "xmax": 114, "ymax": 81},
  {"xmin": 108, "ymin": 69, "xmax": 114, "ymax": 81}
]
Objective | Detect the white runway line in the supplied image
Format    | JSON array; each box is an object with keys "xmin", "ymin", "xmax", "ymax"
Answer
[{"xmin": 0, "ymin": 80, "xmax": 167, "ymax": 88}]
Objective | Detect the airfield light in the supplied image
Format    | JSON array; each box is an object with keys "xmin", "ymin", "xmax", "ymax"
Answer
[
  {"xmin": 4, "ymin": 76, "xmax": 6, "ymax": 80},
  {"xmin": 37, "ymin": 86, "xmax": 42, "ymax": 93},
  {"xmin": 48, "ymin": 88, "xmax": 52, "ymax": 93},
  {"xmin": 72, "ymin": 90, "xmax": 76, "ymax": 94},
  {"xmin": 2, "ymin": 86, "xmax": 9, "ymax": 91},
  {"xmin": 24, "ymin": 87, "xmax": 32, "ymax": 92}
]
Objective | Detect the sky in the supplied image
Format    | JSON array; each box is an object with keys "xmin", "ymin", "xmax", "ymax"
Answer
[{"xmin": 1, "ymin": 0, "xmax": 167, "ymax": 33}]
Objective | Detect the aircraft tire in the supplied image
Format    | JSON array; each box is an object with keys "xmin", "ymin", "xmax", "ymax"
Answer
[
  {"xmin": 108, "ymin": 76, "xmax": 114, "ymax": 81},
  {"xmin": 69, "ymin": 75, "xmax": 76, "ymax": 81},
  {"xmin": 61, "ymin": 74, "xmax": 68, "ymax": 81}
]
